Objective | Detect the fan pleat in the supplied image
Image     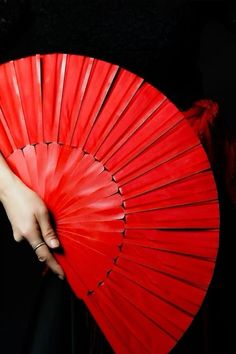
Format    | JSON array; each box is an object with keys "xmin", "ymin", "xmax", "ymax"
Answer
[
  {"xmin": 113, "ymin": 257, "xmax": 204, "ymax": 314},
  {"xmin": 56, "ymin": 207, "xmax": 124, "ymax": 222},
  {"xmin": 96, "ymin": 84, "xmax": 165, "ymax": 163},
  {"xmin": 92, "ymin": 290, "xmax": 153, "ymax": 354},
  {"xmin": 121, "ymin": 239, "xmax": 215, "ymax": 261},
  {"xmin": 107, "ymin": 271, "xmax": 190, "ymax": 339},
  {"xmin": 120, "ymin": 244, "xmax": 215, "ymax": 289},
  {"xmin": 118, "ymin": 142, "xmax": 202, "ymax": 188},
  {"xmin": 84, "ymin": 70, "xmax": 144, "ymax": 154},
  {"xmin": 7, "ymin": 149, "xmax": 31, "ymax": 186},
  {"xmin": 14, "ymin": 56, "xmax": 43, "ymax": 143},
  {"xmin": 0, "ymin": 108, "xmax": 16, "ymax": 155},
  {"xmin": 52, "ymin": 184, "xmax": 119, "ymax": 217},
  {"xmin": 0, "ymin": 62, "xmax": 30, "ymax": 147},
  {"xmin": 124, "ymin": 229, "xmax": 218, "ymax": 259},
  {"xmin": 42, "ymin": 54, "xmax": 67, "ymax": 142},
  {"xmin": 60, "ymin": 228, "xmax": 122, "ymax": 246},
  {"xmin": 0, "ymin": 54, "xmax": 219, "ymax": 354},
  {"xmin": 124, "ymin": 172, "xmax": 217, "ymax": 212},
  {"xmin": 62, "ymin": 235, "xmax": 119, "ymax": 260},
  {"xmin": 105, "ymin": 108, "xmax": 183, "ymax": 174},
  {"xmin": 70, "ymin": 60, "xmax": 119, "ymax": 148},
  {"xmin": 119, "ymin": 146, "xmax": 209, "ymax": 195},
  {"xmin": 35, "ymin": 143, "xmax": 48, "ymax": 198},
  {"xmin": 92, "ymin": 284, "xmax": 176, "ymax": 353},
  {"xmin": 39, "ymin": 143, "xmax": 64, "ymax": 202},
  {"xmin": 106, "ymin": 117, "xmax": 198, "ymax": 175},
  {"xmin": 61, "ymin": 153, "xmax": 94, "ymax": 179},
  {"xmin": 86, "ymin": 295, "xmax": 139, "ymax": 354},
  {"xmin": 58, "ymin": 55, "xmax": 94, "ymax": 144},
  {"xmin": 22, "ymin": 145, "xmax": 41, "ymax": 191},
  {"xmin": 57, "ymin": 219, "xmax": 124, "ymax": 233},
  {"xmin": 55, "ymin": 194, "xmax": 123, "ymax": 219},
  {"xmin": 56, "ymin": 254, "xmax": 89, "ymax": 296},
  {"xmin": 125, "ymin": 201, "xmax": 218, "ymax": 229},
  {"xmin": 60, "ymin": 239, "xmax": 117, "ymax": 290}
]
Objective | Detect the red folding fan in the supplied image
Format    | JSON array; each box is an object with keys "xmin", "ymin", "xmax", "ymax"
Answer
[{"xmin": 0, "ymin": 54, "xmax": 219, "ymax": 354}]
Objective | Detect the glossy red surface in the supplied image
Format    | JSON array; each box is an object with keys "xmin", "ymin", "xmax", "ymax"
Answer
[{"xmin": 0, "ymin": 54, "xmax": 219, "ymax": 354}]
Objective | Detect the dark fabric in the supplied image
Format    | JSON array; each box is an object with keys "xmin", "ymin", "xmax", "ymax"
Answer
[
  {"xmin": 0, "ymin": 1, "xmax": 235, "ymax": 353},
  {"xmin": 24, "ymin": 273, "xmax": 113, "ymax": 354}
]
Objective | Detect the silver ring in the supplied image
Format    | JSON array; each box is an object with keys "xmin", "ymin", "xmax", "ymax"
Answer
[{"xmin": 33, "ymin": 242, "xmax": 46, "ymax": 252}]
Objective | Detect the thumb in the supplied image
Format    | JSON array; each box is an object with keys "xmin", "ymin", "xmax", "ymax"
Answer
[{"xmin": 36, "ymin": 209, "xmax": 60, "ymax": 249}]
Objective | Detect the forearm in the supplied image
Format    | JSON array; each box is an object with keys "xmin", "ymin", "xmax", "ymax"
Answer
[{"xmin": 0, "ymin": 152, "xmax": 18, "ymax": 200}]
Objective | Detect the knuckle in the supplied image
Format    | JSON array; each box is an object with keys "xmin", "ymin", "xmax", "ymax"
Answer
[
  {"xmin": 43, "ymin": 229, "xmax": 56, "ymax": 239},
  {"xmin": 19, "ymin": 224, "xmax": 34, "ymax": 238},
  {"xmin": 36, "ymin": 249, "xmax": 50, "ymax": 263},
  {"xmin": 13, "ymin": 234, "xmax": 24, "ymax": 242},
  {"xmin": 26, "ymin": 235, "xmax": 40, "ymax": 247},
  {"xmin": 20, "ymin": 229, "xmax": 28, "ymax": 237},
  {"xmin": 38, "ymin": 255, "xmax": 47, "ymax": 262},
  {"xmin": 38, "ymin": 206, "xmax": 48, "ymax": 217}
]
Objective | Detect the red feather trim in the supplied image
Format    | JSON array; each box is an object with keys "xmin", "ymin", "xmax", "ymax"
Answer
[{"xmin": 183, "ymin": 99, "xmax": 219, "ymax": 161}]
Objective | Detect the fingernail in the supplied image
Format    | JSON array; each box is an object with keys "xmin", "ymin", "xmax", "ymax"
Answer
[
  {"xmin": 58, "ymin": 274, "xmax": 64, "ymax": 280},
  {"xmin": 50, "ymin": 239, "xmax": 59, "ymax": 248}
]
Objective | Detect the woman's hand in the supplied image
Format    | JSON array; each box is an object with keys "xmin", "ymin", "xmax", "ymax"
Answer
[{"xmin": 0, "ymin": 154, "xmax": 64, "ymax": 280}]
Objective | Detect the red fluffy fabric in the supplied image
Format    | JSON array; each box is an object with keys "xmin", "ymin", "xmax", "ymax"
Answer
[
  {"xmin": 184, "ymin": 99, "xmax": 236, "ymax": 206},
  {"xmin": 183, "ymin": 99, "xmax": 219, "ymax": 162}
]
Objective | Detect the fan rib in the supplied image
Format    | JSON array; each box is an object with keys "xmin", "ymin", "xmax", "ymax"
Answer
[
  {"xmin": 106, "ymin": 111, "xmax": 185, "ymax": 175},
  {"xmin": 7, "ymin": 149, "xmax": 31, "ymax": 186},
  {"xmin": 119, "ymin": 147, "xmax": 210, "ymax": 198},
  {"xmin": 125, "ymin": 198, "xmax": 217, "ymax": 214},
  {"xmin": 85, "ymin": 71, "xmax": 144, "ymax": 155},
  {"xmin": 119, "ymin": 253, "xmax": 212, "ymax": 290},
  {"xmin": 58, "ymin": 56, "xmax": 93, "ymax": 144},
  {"xmin": 0, "ymin": 107, "xmax": 16, "ymax": 155},
  {"xmin": 122, "ymin": 238, "xmax": 217, "ymax": 262},
  {"xmin": 86, "ymin": 295, "xmax": 138, "ymax": 354},
  {"xmin": 107, "ymin": 271, "xmax": 189, "ymax": 339},
  {"xmin": 97, "ymin": 85, "xmax": 166, "ymax": 163},
  {"xmin": 124, "ymin": 171, "xmax": 217, "ymax": 211},
  {"xmin": 53, "ymin": 53, "xmax": 67, "ymax": 141},
  {"xmin": 93, "ymin": 285, "xmax": 176, "ymax": 353},
  {"xmin": 113, "ymin": 257, "xmax": 204, "ymax": 314},
  {"xmin": 73, "ymin": 62, "xmax": 119, "ymax": 149},
  {"xmin": 0, "ymin": 62, "xmax": 30, "ymax": 147}
]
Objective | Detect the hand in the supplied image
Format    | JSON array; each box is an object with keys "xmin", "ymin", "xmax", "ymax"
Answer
[{"xmin": 0, "ymin": 172, "xmax": 64, "ymax": 280}]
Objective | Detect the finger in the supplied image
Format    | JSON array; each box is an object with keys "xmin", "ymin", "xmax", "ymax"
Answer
[
  {"xmin": 13, "ymin": 231, "xmax": 24, "ymax": 243},
  {"xmin": 36, "ymin": 208, "xmax": 60, "ymax": 249},
  {"xmin": 35, "ymin": 244, "xmax": 65, "ymax": 280},
  {"xmin": 30, "ymin": 237, "xmax": 64, "ymax": 280}
]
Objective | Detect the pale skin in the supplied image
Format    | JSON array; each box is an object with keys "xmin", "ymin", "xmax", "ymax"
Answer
[{"xmin": 0, "ymin": 152, "xmax": 64, "ymax": 280}]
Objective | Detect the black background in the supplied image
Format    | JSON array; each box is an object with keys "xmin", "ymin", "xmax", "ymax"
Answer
[{"xmin": 0, "ymin": 1, "xmax": 236, "ymax": 353}]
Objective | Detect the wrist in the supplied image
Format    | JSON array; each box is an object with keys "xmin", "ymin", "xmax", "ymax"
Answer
[
  {"xmin": 0, "ymin": 171, "xmax": 18, "ymax": 201},
  {"xmin": 0, "ymin": 153, "xmax": 18, "ymax": 201}
]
